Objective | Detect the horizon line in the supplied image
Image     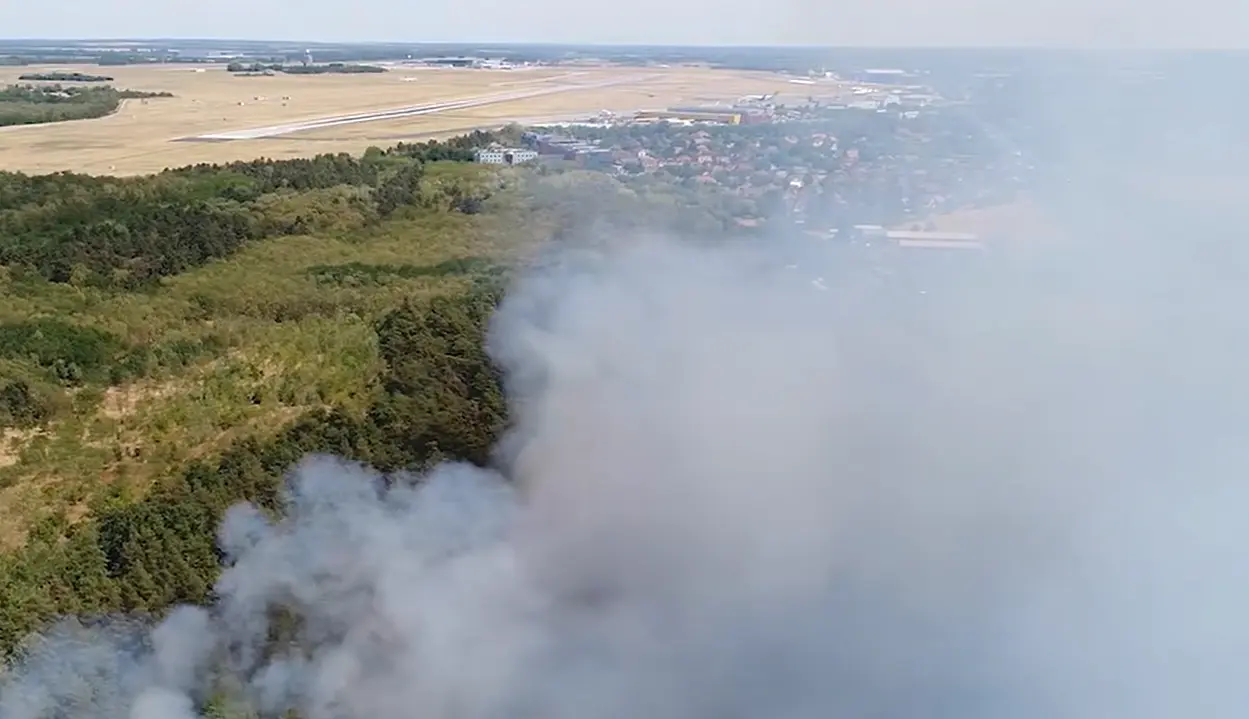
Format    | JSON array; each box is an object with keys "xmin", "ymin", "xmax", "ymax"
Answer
[{"xmin": 1, "ymin": 37, "xmax": 1247, "ymax": 52}]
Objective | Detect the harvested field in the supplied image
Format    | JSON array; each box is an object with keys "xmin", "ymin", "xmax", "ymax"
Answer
[
  {"xmin": 922, "ymin": 198, "xmax": 1056, "ymax": 242},
  {"xmin": 0, "ymin": 64, "xmax": 789, "ymax": 175}
]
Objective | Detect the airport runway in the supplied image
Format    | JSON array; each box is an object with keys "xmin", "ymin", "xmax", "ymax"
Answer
[{"xmin": 188, "ymin": 76, "xmax": 646, "ymax": 141}]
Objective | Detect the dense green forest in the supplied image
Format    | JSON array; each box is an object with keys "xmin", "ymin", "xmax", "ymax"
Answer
[
  {"xmin": 0, "ymin": 129, "xmax": 523, "ymax": 652},
  {"xmin": 0, "ymin": 84, "xmax": 172, "ymax": 127},
  {"xmin": 0, "ymin": 281, "xmax": 508, "ymax": 650},
  {"xmin": 225, "ymin": 61, "xmax": 386, "ymax": 74},
  {"xmin": 0, "ymin": 123, "xmax": 749, "ymax": 655},
  {"xmin": 282, "ymin": 62, "xmax": 388, "ymax": 74},
  {"xmin": 17, "ymin": 72, "xmax": 114, "ymax": 82},
  {"xmin": 0, "ymin": 132, "xmax": 501, "ymax": 287}
]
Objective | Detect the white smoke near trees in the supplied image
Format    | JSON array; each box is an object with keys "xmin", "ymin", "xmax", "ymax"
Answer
[{"xmin": 2, "ymin": 217, "xmax": 1248, "ymax": 719}]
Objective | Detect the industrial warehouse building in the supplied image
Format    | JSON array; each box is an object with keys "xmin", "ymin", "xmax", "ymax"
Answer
[
  {"xmin": 888, "ymin": 230, "xmax": 984, "ymax": 250},
  {"xmin": 519, "ymin": 133, "xmax": 615, "ymax": 168},
  {"xmin": 635, "ymin": 110, "xmax": 741, "ymax": 124},
  {"xmin": 856, "ymin": 68, "xmax": 912, "ymax": 84},
  {"xmin": 474, "ymin": 146, "xmax": 538, "ymax": 165},
  {"xmin": 634, "ymin": 106, "xmax": 771, "ymax": 125}
]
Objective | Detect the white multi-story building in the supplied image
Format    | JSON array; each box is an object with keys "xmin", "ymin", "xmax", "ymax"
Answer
[{"xmin": 474, "ymin": 147, "xmax": 538, "ymax": 165}]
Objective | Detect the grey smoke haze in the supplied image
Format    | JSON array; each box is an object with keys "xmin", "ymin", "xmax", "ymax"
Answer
[
  {"xmin": 2, "ymin": 0, "xmax": 1248, "ymax": 47},
  {"xmin": 4, "ymin": 58, "xmax": 1249, "ymax": 719}
]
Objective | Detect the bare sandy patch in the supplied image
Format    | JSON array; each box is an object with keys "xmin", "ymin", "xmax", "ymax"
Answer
[
  {"xmin": 920, "ymin": 197, "xmax": 1059, "ymax": 242},
  {"xmin": 100, "ymin": 380, "xmax": 184, "ymax": 421},
  {"xmin": 0, "ymin": 428, "xmax": 36, "ymax": 469}
]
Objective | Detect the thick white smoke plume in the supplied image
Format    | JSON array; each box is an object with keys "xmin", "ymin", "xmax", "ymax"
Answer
[{"xmin": 2, "ymin": 222, "xmax": 1247, "ymax": 718}]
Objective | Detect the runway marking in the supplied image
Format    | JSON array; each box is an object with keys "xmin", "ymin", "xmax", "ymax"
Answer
[{"xmin": 186, "ymin": 76, "xmax": 649, "ymax": 141}]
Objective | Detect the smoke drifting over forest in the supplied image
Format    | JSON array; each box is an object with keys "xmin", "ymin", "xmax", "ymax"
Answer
[
  {"xmin": 4, "ymin": 60, "xmax": 1249, "ymax": 719},
  {"xmin": 5, "ymin": 215, "xmax": 1249, "ymax": 718}
]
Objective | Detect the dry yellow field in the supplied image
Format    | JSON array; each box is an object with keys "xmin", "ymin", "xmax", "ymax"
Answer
[
  {"xmin": 0, "ymin": 63, "xmax": 788, "ymax": 175},
  {"xmin": 923, "ymin": 198, "xmax": 1056, "ymax": 242}
]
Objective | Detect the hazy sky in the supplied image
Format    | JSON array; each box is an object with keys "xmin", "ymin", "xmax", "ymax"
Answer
[{"xmin": 1, "ymin": 0, "xmax": 1246, "ymax": 48}]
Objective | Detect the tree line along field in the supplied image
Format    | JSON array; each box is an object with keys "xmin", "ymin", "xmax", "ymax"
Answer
[
  {"xmin": 0, "ymin": 84, "xmax": 172, "ymax": 127},
  {"xmin": 0, "ymin": 122, "xmax": 756, "ymax": 654},
  {"xmin": 0, "ymin": 63, "xmax": 784, "ymax": 175}
]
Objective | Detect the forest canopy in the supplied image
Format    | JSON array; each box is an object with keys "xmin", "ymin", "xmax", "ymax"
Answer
[{"xmin": 0, "ymin": 130, "xmax": 520, "ymax": 652}]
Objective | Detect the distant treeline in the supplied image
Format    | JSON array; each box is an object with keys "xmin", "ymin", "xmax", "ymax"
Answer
[
  {"xmin": 0, "ymin": 130, "xmax": 499, "ymax": 290},
  {"xmin": 226, "ymin": 61, "xmax": 386, "ymax": 75},
  {"xmin": 17, "ymin": 71, "xmax": 114, "ymax": 82},
  {"xmin": 283, "ymin": 62, "xmax": 387, "ymax": 74},
  {"xmin": 0, "ymin": 84, "xmax": 172, "ymax": 127}
]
